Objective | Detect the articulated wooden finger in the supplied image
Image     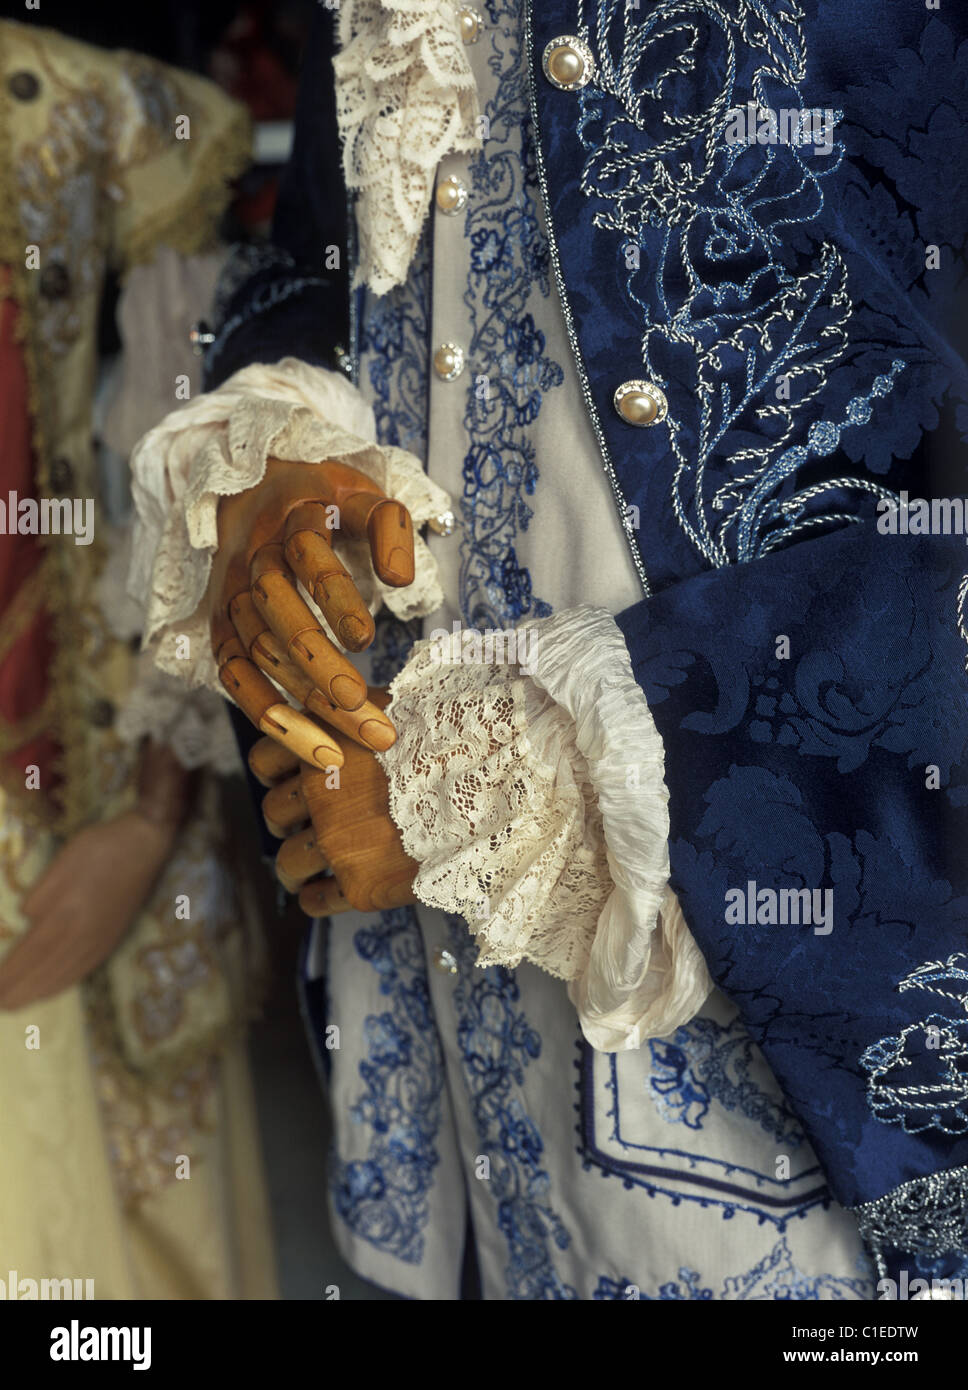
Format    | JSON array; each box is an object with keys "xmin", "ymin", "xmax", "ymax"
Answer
[
  {"xmin": 298, "ymin": 876, "xmax": 352, "ymax": 917},
  {"xmin": 250, "ymin": 548, "xmax": 367, "ymax": 711},
  {"xmin": 275, "ymin": 829, "xmax": 328, "ymax": 893},
  {"xmin": 304, "ymin": 693, "xmax": 397, "ymax": 752},
  {"xmin": 228, "ymin": 589, "xmax": 272, "ymax": 654},
  {"xmin": 218, "ymin": 641, "xmax": 344, "ymax": 769},
  {"xmin": 247, "ymin": 626, "xmax": 318, "ymax": 705},
  {"xmin": 262, "ymin": 773, "xmax": 309, "ymax": 838},
  {"xmin": 248, "ymin": 736, "xmax": 301, "ymax": 787},
  {"xmin": 247, "ymin": 627, "xmax": 396, "ymax": 753},
  {"xmin": 367, "ymin": 499, "xmax": 415, "ymax": 587},
  {"xmin": 335, "ymin": 493, "xmax": 415, "ymax": 587},
  {"xmin": 217, "ymin": 636, "xmax": 281, "ymax": 725},
  {"xmin": 299, "ymin": 745, "xmax": 418, "ymax": 912},
  {"xmin": 258, "ymin": 702, "xmax": 345, "ymax": 771},
  {"xmin": 284, "ymin": 506, "xmax": 375, "ymax": 652}
]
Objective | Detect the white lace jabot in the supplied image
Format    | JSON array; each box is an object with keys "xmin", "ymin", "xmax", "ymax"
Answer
[{"xmin": 335, "ymin": 0, "xmax": 482, "ymax": 294}]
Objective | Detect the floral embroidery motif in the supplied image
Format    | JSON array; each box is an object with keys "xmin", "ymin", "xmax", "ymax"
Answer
[
  {"xmin": 860, "ymin": 954, "xmax": 968, "ymax": 1136},
  {"xmin": 574, "ymin": 0, "xmax": 904, "ymax": 564},
  {"xmin": 330, "ymin": 909, "xmax": 445, "ymax": 1264},
  {"xmin": 649, "ymin": 1015, "xmax": 805, "ymax": 1146},
  {"xmin": 457, "ymin": 0, "xmax": 561, "ymax": 628},
  {"xmin": 361, "ymin": 229, "xmax": 431, "ymax": 457},
  {"xmin": 579, "ymin": 1038, "xmax": 829, "ymax": 1229},
  {"xmin": 447, "ymin": 917, "xmax": 577, "ymax": 1299},
  {"xmin": 593, "ymin": 1235, "xmax": 871, "ymax": 1300}
]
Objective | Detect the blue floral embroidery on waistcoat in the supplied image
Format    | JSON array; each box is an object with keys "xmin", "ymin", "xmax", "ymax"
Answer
[
  {"xmin": 457, "ymin": 0, "xmax": 562, "ymax": 629},
  {"xmin": 577, "ymin": 1036, "xmax": 831, "ymax": 1228},
  {"xmin": 361, "ymin": 230, "xmax": 431, "ymax": 457},
  {"xmin": 329, "ymin": 908, "xmax": 446, "ymax": 1264},
  {"xmin": 572, "ymin": 0, "xmax": 905, "ymax": 565},
  {"xmin": 593, "ymin": 1236, "xmax": 871, "ymax": 1300},
  {"xmin": 649, "ymin": 1015, "xmax": 806, "ymax": 1145},
  {"xmin": 446, "ymin": 917, "xmax": 577, "ymax": 1299},
  {"xmin": 860, "ymin": 954, "xmax": 968, "ymax": 1136}
]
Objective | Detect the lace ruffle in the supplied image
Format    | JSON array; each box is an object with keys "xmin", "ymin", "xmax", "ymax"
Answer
[
  {"xmin": 335, "ymin": 0, "xmax": 481, "ymax": 294},
  {"xmin": 378, "ymin": 605, "xmax": 713, "ymax": 1051},
  {"xmin": 129, "ymin": 356, "xmax": 451, "ymax": 691}
]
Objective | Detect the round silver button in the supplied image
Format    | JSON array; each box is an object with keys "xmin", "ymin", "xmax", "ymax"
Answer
[
  {"xmin": 435, "ymin": 175, "xmax": 468, "ymax": 216},
  {"xmin": 613, "ymin": 379, "xmax": 668, "ymax": 427},
  {"xmin": 542, "ymin": 36, "xmax": 595, "ymax": 91},
  {"xmin": 428, "ymin": 510, "xmax": 457, "ymax": 536},
  {"xmin": 432, "ymin": 947, "xmax": 459, "ymax": 976},
  {"xmin": 457, "ymin": 7, "xmax": 483, "ymax": 44},
  {"xmin": 433, "ymin": 342, "xmax": 465, "ymax": 381}
]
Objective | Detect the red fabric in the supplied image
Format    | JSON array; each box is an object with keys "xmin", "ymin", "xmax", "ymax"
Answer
[{"xmin": 0, "ymin": 267, "xmax": 59, "ymax": 798}]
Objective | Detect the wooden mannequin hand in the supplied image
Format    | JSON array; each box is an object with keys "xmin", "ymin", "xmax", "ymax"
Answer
[
  {"xmin": 210, "ymin": 457, "xmax": 415, "ymax": 771},
  {"xmin": 250, "ymin": 688, "xmax": 417, "ymax": 917},
  {"xmin": 0, "ymin": 809, "xmax": 177, "ymax": 1010}
]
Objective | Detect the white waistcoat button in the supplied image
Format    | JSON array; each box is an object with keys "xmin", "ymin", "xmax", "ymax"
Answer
[
  {"xmin": 428, "ymin": 510, "xmax": 457, "ymax": 536},
  {"xmin": 434, "ymin": 343, "xmax": 466, "ymax": 381},
  {"xmin": 542, "ymin": 36, "xmax": 596, "ymax": 91},
  {"xmin": 613, "ymin": 380, "xmax": 668, "ymax": 427},
  {"xmin": 457, "ymin": 8, "xmax": 483, "ymax": 44},
  {"xmin": 435, "ymin": 174, "xmax": 468, "ymax": 215},
  {"xmin": 432, "ymin": 947, "xmax": 459, "ymax": 976}
]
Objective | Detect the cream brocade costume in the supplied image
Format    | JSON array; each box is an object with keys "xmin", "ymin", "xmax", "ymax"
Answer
[{"xmin": 0, "ymin": 21, "xmax": 275, "ymax": 1299}]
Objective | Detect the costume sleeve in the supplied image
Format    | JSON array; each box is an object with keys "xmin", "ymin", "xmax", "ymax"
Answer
[
  {"xmin": 201, "ymin": 9, "xmax": 350, "ymax": 389},
  {"xmin": 377, "ymin": 517, "xmax": 968, "ymax": 1271},
  {"xmin": 613, "ymin": 520, "xmax": 968, "ymax": 1265}
]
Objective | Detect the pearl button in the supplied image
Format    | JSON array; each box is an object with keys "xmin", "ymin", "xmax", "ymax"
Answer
[
  {"xmin": 613, "ymin": 380, "xmax": 668, "ymax": 427},
  {"xmin": 457, "ymin": 7, "xmax": 483, "ymax": 43},
  {"xmin": 432, "ymin": 947, "xmax": 458, "ymax": 976},
  {"xmin": 433, "ymin": 343, "xmax": 465, "ymax": 381},
  {"xmin": 435, "ymin": 175, "xmax": 468, "ymax": 216},
  {"xmin": 542, "ymin": 36, "xmax": 595, "ymax": 91}
]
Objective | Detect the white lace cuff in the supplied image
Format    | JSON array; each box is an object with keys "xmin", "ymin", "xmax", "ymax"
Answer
[
  {"xmin": 378, "ymin": 605, "xmax": 714, "ymax": 1051},
  {"xmin": 128, "ymin": 356, "xmax": 452, "ymax": 691}
]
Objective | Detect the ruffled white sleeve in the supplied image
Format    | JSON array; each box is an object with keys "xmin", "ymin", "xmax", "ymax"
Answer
[
  {"xmin": 128, "ymin": 355, "xmax": 453, "ymax": 690},
  {"xmin": 377, "ymin": 605, "xmax": 713, "ymax": 1052}
]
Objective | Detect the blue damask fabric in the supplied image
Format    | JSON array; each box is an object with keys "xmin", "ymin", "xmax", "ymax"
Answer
[
  {"xmin": 530, "ymin": 2, "xmax": 968, "ymax": 588},
  {"xmin": 617, "ymin": 524, "xmax": 968, "ymax": 1214},
  {"xmin": 527, "ymin": 0, "xmax": 968, "ymax": 1246}
]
